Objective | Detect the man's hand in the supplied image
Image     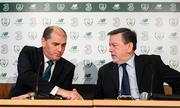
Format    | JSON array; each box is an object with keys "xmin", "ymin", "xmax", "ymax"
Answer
[
  {"xmin": 11, "ymin": 92, "xmax": 35, "ymax": 100},
  {"xmin": 57, "ymin": 88, "xmax": 82, "ymax": 100}
]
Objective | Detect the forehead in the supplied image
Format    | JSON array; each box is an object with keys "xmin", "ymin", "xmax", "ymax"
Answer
[{"xmin": 109, "ymin": 33, "xmax": 123, "ymax": 42}]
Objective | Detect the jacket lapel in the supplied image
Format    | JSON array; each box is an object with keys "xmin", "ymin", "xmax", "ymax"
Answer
[
  {"xmin": 134, "ymin": 55, "xmax": 145, "ymax": 88},
  {"xmin": 37, "ymin": 47, "xmax": 44, "ymax": 76},
  {"xmin": 110, "ymin": 63, "xmax": 119, "ymax": 92},
  {"xmin": 50, "ymin": 58, "xmax": 65, "ymax": 82}
]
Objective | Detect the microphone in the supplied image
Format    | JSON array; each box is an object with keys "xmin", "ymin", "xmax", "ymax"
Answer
[{"xmin": 140, "ymin": 92, "xmax": 180, "ymax": 100}]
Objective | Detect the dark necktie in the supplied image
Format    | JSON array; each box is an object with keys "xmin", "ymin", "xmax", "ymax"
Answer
[
  {"xmin": 42, "ymin": 60, "xmax": 54, "ymax": 81},
  {"xmin": 121, "ymin": 63, "xmax": 131, "ymax": 95}
]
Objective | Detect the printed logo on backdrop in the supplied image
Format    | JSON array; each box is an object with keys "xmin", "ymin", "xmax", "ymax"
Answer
[
  {"xmin": 16, "ymin": 4, "xmax": 24, "ymax": 11},
  {"xmin": 85, "ymin": 3, "xmax": 92, "ymax": 11},
  {"xmin": 140, "ymin": 45, "xmax": 150, "ymax": 54},
  {"xmin": 28, "ymin": 32, "xmax": 37, "ymax": 40},
  {"xmin": 69, "ymin": 45, "xmax": 79, "ymax": 53},
  {"xmin": 56, "ymin": 18, "xmax": 65, "ymax": 25},
  {"xmin": 84, "ymin": 18, "xmax": 93, "ymax": 26},
  {"xmin": 126, "ymin": 18, "xmax": 135, "ymax": 26},
  {"xmin": 98, "ymin": 31, "xmax": 106, "ymax": 41},
  {"xmin": 97, "ymin": 18, "xmax": 107, "ymax": 26},
  {"xmin": 98, "ymin": 45, "xmax": 107, "ymax": 54},
  {"xmin": 14, "ymin": 45, "xmax": 23, "ymax": 54},
  {"xmin": 15, "ymin": 31, "xmax": 23, "ymax": 40},
  {"xmin": 99, "ymin": 3, "xmax": 107, "ymax": 11},
  {"xmin": 154, "ymin": 4, "xmax": 163, "ymax": 10},
  {"xmin": 70, "ymin": 32, "xmax": 79, "ymax": 40},
  {"xmin": 29, "ymin": 4, "xmax": 37, "ymax": 10},
  {"xmin": 141, "ymin": 31, "xmax": 149, "ymax": 41},
  {"xmin": 70, "ymin": 4, "xmax": 79, "ymax": 10},
  {"xmin": 0, "ymin": 59, "xmax": 9, "ymax": 67},
  {"xmin": 169, "ymin": 59, "xmax": 179, "ymax": 69},
  {"xmin": 0, "ymin": 32, "xmax": 9, "ymax": 39},
  {"xmin": 95, "ymin": 59, "xmax": 106, "ymax": 67},
  {"xmin": 84, "ymin": 32, "xmax": 92, "ymax": 40},
  {"xmin": 113, "ymin": 17, "xmax": 121, "ymax": 27},
  {"xmin": 112, "ymin": 4, "xmax": 120, "ymax": 10},
  {"xmin": 83, "ymin": 60, "xmax": 93, "ymax": 81},
  {"xmin": 169, "ymin": 32, "xmax": 178, "ymax": 40},
  {"xmin": 169, "ymin": 18, "xmax": 178, "ymax": 27},
  {"xmin": 3, "ymin": 3, "xmax": 9, "ymax": 12},
  {"xmin": 70, "ymin": 17, "xmax": 78, "ymax": 27},
  {"xmin": 42, "ymin": 18, "xmax": 51, "ymax": 26},
  {"xmin": 0, "ymin": 71, "xmax": 7, "ymax": 79},
  {"xmin": 170, "ymin": 3, "xmax": 176, "ymax": 12},
  {"xmin": 0, "ymin": 44, "xmax": 8, "ymax": 54},
  {"xmin": 29, "ymin": 17, "xmax": 37, "ymax": 27},
  {"xmin": 84, "ymin": 44, "xmax": 92, "ymax": 55},
  {"xmin": 57, "ymin": 4, "xmax": 65, "ymax": 11},
  {"xmin": 14, "ymin": 18, "xmax": 23, "ymax": 25},
  {"xmin": 154, "ymin": 32, "xmax": 164, "ymax": 40},
  {"xmin": 127, "ymin": 3, "xmax": 134, "ymax": 11},
  {"xmin": 140, "ymin": 18, "xmax": 149, "ymax": 26},
  {"xmin": 170, "ymin": 45, "xmax": 178, "ymax": 55},
  {"xmin": 155, "ymin": 17, "xmax": 163, "ymax": 27},
  {"xmin": 154, "ymin": 46, "xmax": 164, "ymax": 54},
  {"xmin": 44, "ymin": 3, "xmax": 50, "ymax": 11},
  {"xmin": 141, "ymin": 4, "xmax": 149, "ymax": 11},
  {"xmin": 1, "ymin": 18, "xmax": 10, "ymax": 26}
]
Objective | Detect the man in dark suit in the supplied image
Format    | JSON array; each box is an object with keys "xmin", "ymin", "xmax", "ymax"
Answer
[
  {"xmin": 11, "ymin": 26, "xmax": 81, "ymax": 100},
  {"xmin": 95, "ymin": 28, "xmax": 180, "ymax": 99}
]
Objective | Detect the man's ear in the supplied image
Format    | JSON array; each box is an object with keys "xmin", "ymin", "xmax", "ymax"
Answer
[
  {"xmin": 127, "ymin": 42, "xmax": 133, "ymax": 52},
  {"xmin": 41, "ymin": 38, "xmax": 45, "ymax": 47}
]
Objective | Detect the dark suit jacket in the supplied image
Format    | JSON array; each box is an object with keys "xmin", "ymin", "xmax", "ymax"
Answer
[
  {"xmin": 11, "ymin": 46, "xmax": 75, "ymax": 97},
  {"xmin": 95, "ymin": 55, "xmax": 180, "ymax": 99}
]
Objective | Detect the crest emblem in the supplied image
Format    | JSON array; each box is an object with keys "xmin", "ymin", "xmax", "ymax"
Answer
[
  {"xmin": 1, "ymin": 18, "xmax": 10, "ymax": 26},
  {"xmin": 112, "ymin": 4, "xmax": 120, "ymax": 10},
  {"xmin": 99, "ymin": 3, "xmax": 107, "ymax": 11},
  {"xmin": 169, "ymin": 60, "xmax": 179, "ymax": 69},
  {"xmin": 169, "ymin": 32, "xmax": 178, "ymax": 40},
  {"xmin": 0, "ymin": 44, "xmax": 8, "ymax": 54},
  {"xmin": 0, "ymin": 32, "xmax": 9, "ymax": 39},
  {"xmin": 0, "ymin": 59, "xmax": 9, "ymax": 67},
  {"xmin": 155, "ymin": 17, "xmax": 163, "ymax": 27},
  {"xmin": 98, "ymin": 45, "xmax": 107, "ymax": 54},
  {"xmin": 84, "ymin": 18, "xmax": 93, "ymax": 26},
  {"xmin": 14, "ymin": 18, "xmax": 23, "ymax": 25},
  {"xmin": 83, "ymin": 60, "xmax": 93, "ymax": 69},
  {"xmin": 141, "ymin": 4, "xmax": 149, "ymax": 11},
  {"xmin": 170, "ymin": 3, "xmax": 176, "ymax": 12},
  {"xmin": 29, "ymin": 4, "xmax": 37, "ymax": 10},
  {"xmin": 155, "ymin": 4, "xmax": 162, "ymax": 10},
  {"xmin": 141, "ymin": 31, "xmax": 149, "ymax": 41},
  {"xmin": 16, "ymin": 4, "xmax": 24, "ymax": 11},
  {"xmin": 84, "ymin": 44, "xmax": 92, "ymax": 55},
  {"xmin": 15, "ymin": 31, "xmax": 23, "ymax": 40},
  {"xmin": 3, "ymin": 3, "xmax": 9, "ymax": 12},
  {"xmin": 70, "ymin": 4, "xmax": 78, "ymax": 10},
  {"xmin": 42, "ymin": 18, "xmax": 51, "ymax": 26},
  {"xmin": 70, "ymin": 32, "xmax": 79, "ymax": 40},
  {"xmin": 28, "ymin": 32, "xmax": 37, "ymax": 40},
  {"xmin": 69, "ymin": 45, "xmax": 78, "ymax": 53},
  {"xmin": 154, "ymin": 46, "xmax": 164, "ymax": 54},
  {"xmin": 170, "ymin": 45, "xmax": 178, "ymax": 55},
  {"xmin": 127, "ymin": 3, "xmax": 134, "ymax": 11},
  {"xmin": 57, "ymin": 4, "xmax": 65, "ymax": 11},
  {"xmin": 84, "ymin": 32, "xmax": 92, "ymax": 40},
  {"xmin": 98, "ymin": 31, "xmax": 106, "ymax": 41},
  {"xmin": 29, "ymin": 17, "xmax": 37, "ymax": 27},
  {"xmin": 14, "ymin": 45, "xmax": 23, "ymax": 54},
  {"xmin": 70, "ymin": 17, "xmax": 78, "ymax": 27},
  {"xmin": 98, "ymin": 18, "xmax": 107, "ymax": 26},
  {"xmin": 126, "ymin": 18, "xmax": 135, "ymax": 26},
  {"xmin": 140, "ymin": 18, "xmax": 149, "ymax": 26},
  {"xmin": 140, "ymin": 45, "xmax": 150, "ymax": 54},
  {"xmin": 113, "ymin": 17, "xmax": 120, "ymax": 27},
  {"xmin": 154, "ymin": 32, "xmax": 164, "ymax": 40},
  {"xmin": 56, "ymin": 18, "xmax": 65, "ymax": 25},
  {"xmin": 169, "ymin": 18, "xmax": 178, "ymax": 27},
  {"xmin": 85, "ymin": 3, "xmax": 92, "ymax": 11},
  {"xmin": 95, "ymin": 59, "xmax": 106, "ymax": 67},
  {"xmin": 44, "ymin": 3, "xmax": 50, "ymax": 11}
]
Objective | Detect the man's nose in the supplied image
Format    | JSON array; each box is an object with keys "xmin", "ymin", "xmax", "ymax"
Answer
[{"xmin": 57, "ymin": 45, "xmax": 62, "ymax": 52}]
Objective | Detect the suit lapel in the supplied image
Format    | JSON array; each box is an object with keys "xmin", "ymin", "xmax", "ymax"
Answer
[
  {"xmin": 50, "ymin": 58, "xmax": 66, "ymax": 82},
  {"xmin": 111, "ymin": 63, "xmax": 119, "ymax": 92},
  {"xmin": 37, "ymin": 47, "xmax": 44, "ymax": 76},
  {"xmin": 135, "ymin": 55, "xmax": 145, "ymax": 88}
]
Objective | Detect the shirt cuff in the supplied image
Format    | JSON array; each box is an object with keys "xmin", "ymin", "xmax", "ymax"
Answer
[{"xmin": 50, "ymin": 86, "xmax": 59, "ymax": 96}]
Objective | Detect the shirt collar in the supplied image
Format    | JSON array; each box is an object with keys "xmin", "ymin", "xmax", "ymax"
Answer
[
  {"xmin": 126, "ymin": 54, "xmax": 135, "ymax": 68},
  {"xmin": 43, "ymin": 55, "xmax": 55, "ymax": 64}
]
